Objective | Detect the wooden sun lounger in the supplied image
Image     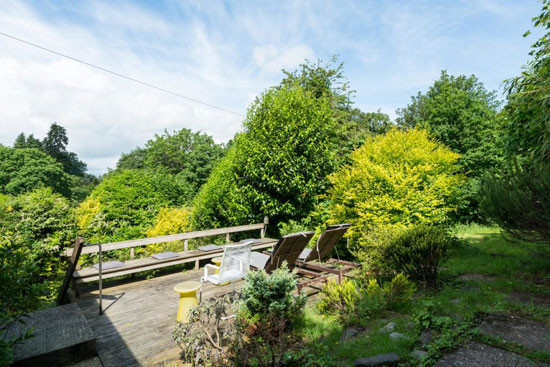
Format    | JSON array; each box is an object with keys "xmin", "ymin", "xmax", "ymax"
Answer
[{"xmin": 296, "ymin": 224, "xmax": 359, "ymax": 285}]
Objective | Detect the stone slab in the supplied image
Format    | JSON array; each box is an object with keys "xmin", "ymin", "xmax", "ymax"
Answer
[
  {"xmin": 68, "ymin": 357, "xmax": 103, "ymax": 367},
  {"xmin": 437, "ymin": 342, "xmax": 537, "ymax": 367},
  {"xmin": 354, "ymin": 352, "xmax": 400, "ymax": 366},
  {"xmin": 479, "ymin": 314, "xmax": 550, "ymax": 352},
  {"xmin": 8, "ymin": 303, "xmax": 97, "ymax": 367}
]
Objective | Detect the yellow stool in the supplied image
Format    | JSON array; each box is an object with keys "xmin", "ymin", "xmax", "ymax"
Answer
[
  {"xmin": 173, "ymin": 281, "xmax": 201, "ymax": 323},
  {"xmin": 211, "ymin": 256, "xmax": 229, "ymax": 285}
]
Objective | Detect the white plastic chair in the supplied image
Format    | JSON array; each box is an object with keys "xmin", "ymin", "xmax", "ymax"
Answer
[{"xmin": 199, "ymin": 241, "xmax": 253, "ymax": 302}]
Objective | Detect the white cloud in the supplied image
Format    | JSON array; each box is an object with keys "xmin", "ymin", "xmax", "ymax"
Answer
[
  {"xmin": 0, "ymin": 0, "xmax": 541, "ymax": 174},
  {"xmin": 253, "ymin": 45, "xmax": 315, "ymax": 73}
]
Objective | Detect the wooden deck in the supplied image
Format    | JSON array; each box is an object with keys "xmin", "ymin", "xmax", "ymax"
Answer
[
  {"xmin": 72, "ymin": 266, "xmax": 334, "ymax": 366},
  {"xmin": 72, "ymin": 268, "xmax": 247, "ymax": 367}
]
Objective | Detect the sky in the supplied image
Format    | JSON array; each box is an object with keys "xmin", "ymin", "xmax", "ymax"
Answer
[{"xmin": 0, "ymin": 0, "xmax": 543, "ymax": 175}]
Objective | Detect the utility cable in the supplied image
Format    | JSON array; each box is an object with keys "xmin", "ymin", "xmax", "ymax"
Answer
[{"xmin": 0, "ymin": 31, "xmax": 243, "ymax": 117}]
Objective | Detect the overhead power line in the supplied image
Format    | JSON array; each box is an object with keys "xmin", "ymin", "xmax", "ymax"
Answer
[{"xmin": 0, "ymin": 31, "xmax": 243, "ymax": 117}]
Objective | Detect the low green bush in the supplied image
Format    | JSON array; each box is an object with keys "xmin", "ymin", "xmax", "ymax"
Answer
[
  {"xmin": 318, "ymin": 274, "xmax": 414, "ymax": 323},
  {"xmin": 382, "ymin": 225, "xmax": 456, "ymax": 287},
  {"xmin": 239, "ymin": 263, "xmax": 306, "ymax": 325}
]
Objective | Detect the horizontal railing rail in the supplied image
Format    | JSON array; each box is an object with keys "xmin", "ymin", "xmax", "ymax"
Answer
[{"xmin": 65, "ymin": 221, "xmax": 268, "ymax": 256}]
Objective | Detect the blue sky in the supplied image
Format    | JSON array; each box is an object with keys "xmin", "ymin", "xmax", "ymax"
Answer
[{"xmin": 0, "ymin": 0, "xmax": 542, "ymax": 174}]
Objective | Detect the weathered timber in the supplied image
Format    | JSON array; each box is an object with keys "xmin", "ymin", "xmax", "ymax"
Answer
[
  {"xmin": 73, "ymin": 238, "xmax": 277, "ymax": 283},
  {"xmin": 65, "ymin": 223, "xmax": 265, "ymax": 256},
  {"xmin": 8, "ymin": 303, "xmax": 96, "ymax": 367},
  {"xmin": 57, "ymin": 237, "xmax": 84, "ymax": 305}
]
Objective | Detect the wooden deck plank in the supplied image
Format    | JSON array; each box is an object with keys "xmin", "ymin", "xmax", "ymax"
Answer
[
  {"xmin": 72, "ymin": 268, "xmax": 247, "ymax": 367},
  {"xmin": 72, "ymin": 260, "xmax": 336, "ymax": 366}
]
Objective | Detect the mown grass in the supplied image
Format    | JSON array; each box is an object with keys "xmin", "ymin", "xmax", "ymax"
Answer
[{"xmin": 299, "ymin": 225, "xmax": 550, "ymax": 366}]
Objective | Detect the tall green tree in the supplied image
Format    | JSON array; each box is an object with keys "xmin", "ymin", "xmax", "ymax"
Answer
[
  {"xmin": 41, "ymin": 123, "xmax": 87, "ymax": 177},
  {"xmin": 503, "ymin": 0, "xmax": 550, "ymax": 163},
  {"xmin": 396, "ymin": 71, "xmax": 503, "ymax": 222},
  {"xmin": 116, "ymin": 128, "xmax": 224, "ymax": 202},
  {"xmin": 482, "ymin": 1, "xmax": 550, "ymax": 244},
  {"xmin": 0, "ymin": 145, "xmax": 71, "ymax": 197},
  {"xmin": 193, "ymin": 82, "xmax": 337, "ymax": 231},
  {"xmin": 13, "ymin": 123, "xmax": 87, "ymax": 177}
]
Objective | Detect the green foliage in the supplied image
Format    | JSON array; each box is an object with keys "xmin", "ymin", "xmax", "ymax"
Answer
[
  {"xmin": 317, "ymin": 278, "xmax": 359, "ymax": 320},
  {"xmin": 41, "ymin": 123, "xmax": 87, "ymax": 177},
  {"xmin": 324, "ymin": 128, "xmax": 463, "ymax": 263},
  {"xmin": 144, "ymin": 207, "xmax": 192, "ymax": 254},
  {"xmin": 318, "ymin": 274, "xmax": 414, "ymax": 323},
  {"xmin": 503, "ymin": 0, "xmax": 550, "ymax": 163},
  {"xmin": 0, "ymin": 235, "xmax": 48, "ymax": 365},
  {"xmin": 239, "ymin": 264, "xmax": 306, "ymax": 323},
  {"xmin": 481, "ymin": 162, "xmax": 550, "ymax": 244},
  {"xmin": 382, "ymin": 225, "xmax": 457, "ymax": 286},
  {"xmin": 0, "ymin": 188, "xmax": 77, "ymax": 286},
  {"xmin": 0, "ymin": 145, "xmax": 71, "ymax": 197},
  {"xmin": 117, "ymin": 128, "xmax": 224, "ymax": 203},
  {"xmin": 14, "ymin": 123, "xmax": 87, "ymax": 177},
  {"xmin": 396, "ymin": 71, "xmax": 504, "ymax": 222},
  {"xmin": 235, "ymin": 265, "xmax": 310, "ymax": 367},
  {"xmin": 193, "ymin": 82, "xmax": 338, "ymax": 232},
  {"xmin": 76, "ymin": 169, "xmax": 184, "ymax": 243}
]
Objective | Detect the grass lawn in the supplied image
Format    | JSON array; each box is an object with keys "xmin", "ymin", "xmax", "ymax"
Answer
[{"xmin": 298, "ymin": 225, "xmax": 550, "ymax": 366}]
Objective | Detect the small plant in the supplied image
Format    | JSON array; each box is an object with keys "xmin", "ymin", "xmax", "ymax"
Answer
[
  {"xmin": 382, "ymin": 225, "xmax": 457, "ymax": 287},
  {"xmin": 172, "ymin": 292, "xmax": 239, "ymax": 367},
  {"xmin": 239, "ymin": 263, "xmax": 306, "ymax": 324},
  {"xmin": 318, "ymin": 274, "xmax": 414, "ymax": 322},
  {"xmin": 317, "ymin": 278, "xmax": 359, "ymax": 319},
  {"xmin": 235, "ymin": 264, "xmax": 309, "ymax": 367}
]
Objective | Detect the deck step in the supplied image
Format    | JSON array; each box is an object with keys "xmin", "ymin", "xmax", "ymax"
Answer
[{"xmin": 9, "ymin": 303, "xmax": 97, "ymax": 367}]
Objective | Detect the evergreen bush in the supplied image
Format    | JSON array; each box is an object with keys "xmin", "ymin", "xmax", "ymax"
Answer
[{"xmin": 382, "ymin": 225, "xmax": 456, "ymax": 287}]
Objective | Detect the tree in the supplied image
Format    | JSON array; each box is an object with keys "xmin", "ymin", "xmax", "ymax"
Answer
[
  {"xmin": 0, "ymin": 145, "xmax": 71, "ymax": 197},
  {"xmin": 396, "ymin": 71, "xmax": 503, "ymax": 222},
  {"xmin": 13, "ymin": 123, "xmax": 87, "ymax": 177},
  {"xmin": 324, "ymin": 129, "xmax": 463, "ymax": 262},
  {"xmin": 282, "ymin": 58, "xmax": 391, "ymax": 154},
  {"xmin": 116, "ymin": 129, "xmax": 224, "ymax": 203},
  {"xmin": 503, "ymin": 0, "xmax": 550, "ymax": 163},
  {"xmin": 41, "ymin": 123, "xmax": 87, "ymax": 176},
  {"xmin": 481, "ymin": 162, "xmax": 550, "ymax": 244},
  {"xmin": 481, "ymin": 1, "xmax": 550, "ymax": 244},
  {"xmin": 193, "ymin": 82, "xmax": 337, "ymax": 231}
]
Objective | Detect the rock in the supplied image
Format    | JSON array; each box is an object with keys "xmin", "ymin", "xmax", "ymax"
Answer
[
  {"xmin": 379, "ymin": 322, "xmax": 396, "ymax": 333},
  {"xmin": 436, "ymin": 341, "xmax": 537, "ymax": 366},
  {"xmin": 389, "ymin": 332, "xmax": 407, "ymax": 341},
  {"xmin": 479, "ymin": 314, "xmax": 550, "ymax": 352},
  {"xmin": 420, "ymin": 330, "xmax": 433, "ymax": 345},
  {"xmin": 411, "ymin": 350, "xmax": 428, "ymax": 360},
  {"xmin": 341, "ymin": 326, "xmax": 364, "ymax": 341},
  {"xmin": 450, "ymin": 298, "xmax": 461, "ymax": 305},
  {"xmin": 354, "ymin": 352, "xmax": 400, "ymax": 367}
]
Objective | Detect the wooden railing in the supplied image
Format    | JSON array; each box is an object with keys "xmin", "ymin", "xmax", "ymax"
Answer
[
  {"xmin": 57, "ymin": 218, "xmax": 270, "ymax": 306},
  {"xmin": 64, "ymin": 220, "xmax": 269, "ymax": 257}
]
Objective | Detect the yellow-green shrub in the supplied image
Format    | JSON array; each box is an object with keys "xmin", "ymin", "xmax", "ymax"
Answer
[
  {"xmin": 325, "ymin": 128, "xmax": 463, "ymax": 265},
  {"xmin": 143, "ymin": 207, "xmax": 191, "ymax": 254}
]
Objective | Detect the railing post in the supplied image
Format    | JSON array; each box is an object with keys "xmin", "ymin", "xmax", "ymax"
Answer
[
  {"xmin": 57, "ymin": 237, "xmax": 84, "ymax": 305},
  {"xmin": 261, "ymin": 216, "xmax": 269, "ymax": 239},
  {"xmin": 226, "ymin": 233, "xmax": 230, "ymax": 243},
  {"xmin": 130, "ymin": 247, "xmax": 134, "ymax": 259},
  {"xmin": 99, "ymin": 243, "xmax": 103, "ymax": 315},
  {"xmin": 184, "ymin": 239, "xmax": 188, "ymax": 251}
]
